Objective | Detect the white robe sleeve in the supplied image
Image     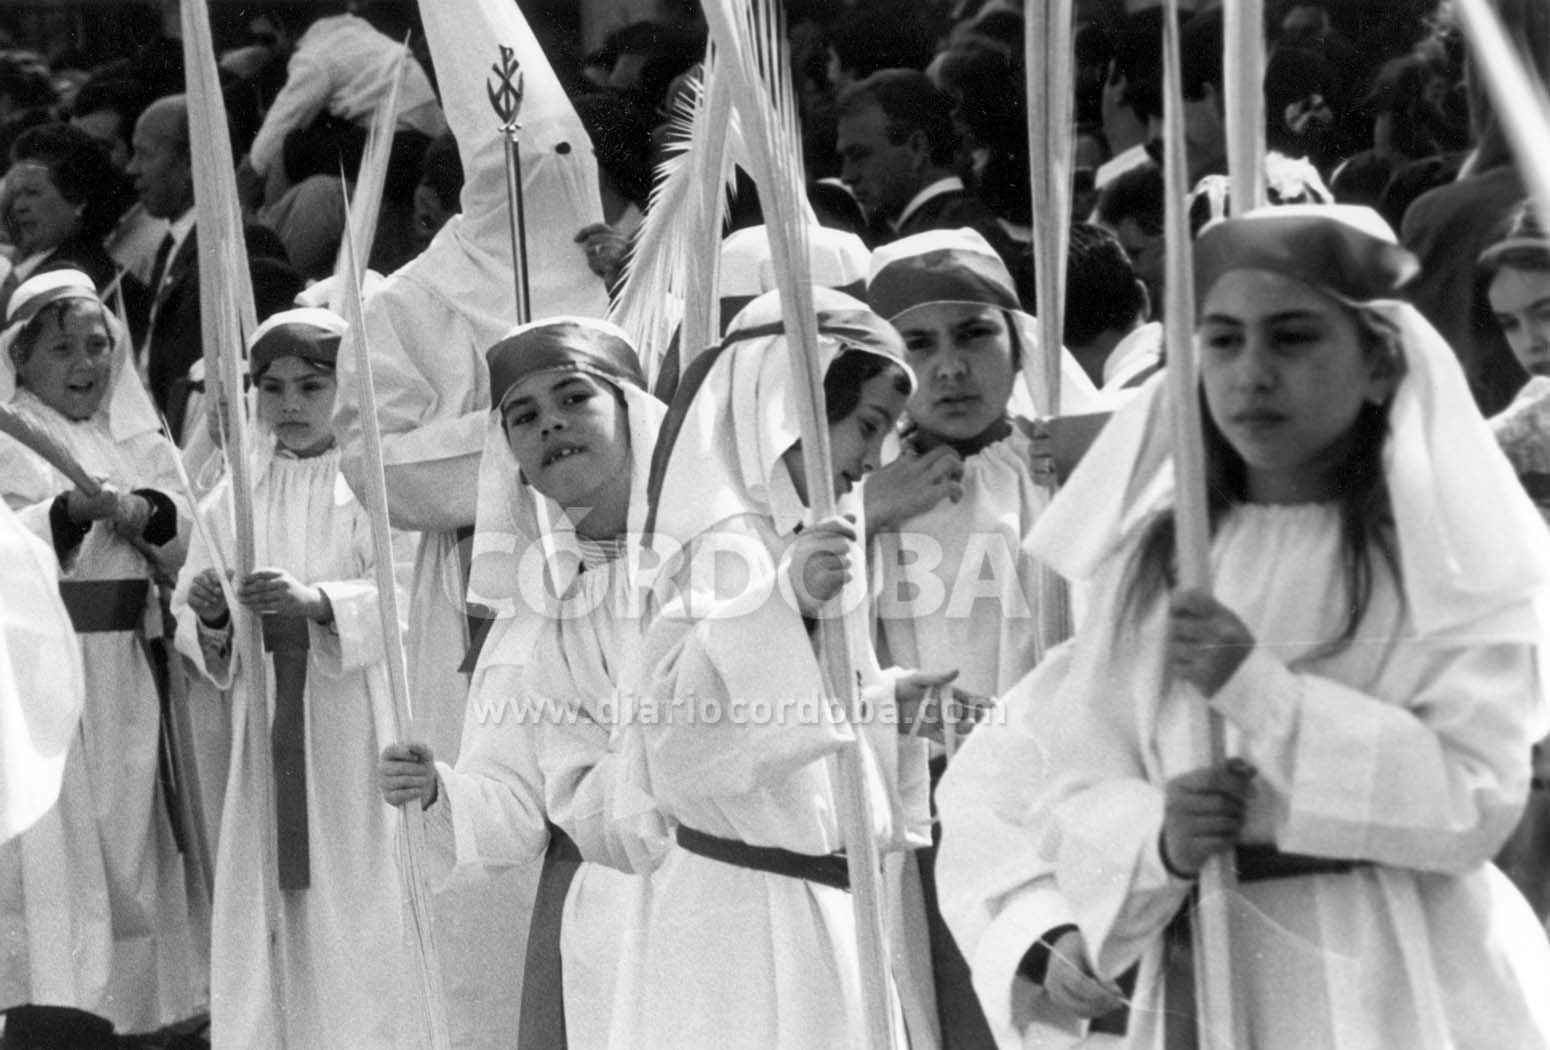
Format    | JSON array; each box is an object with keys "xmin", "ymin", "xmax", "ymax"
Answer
[
  {"xmin": 338, "ymin": 285, "xmax": 485, "ymax": 533},
  {"xmin": 171, "ymin": 483, "xmax": 239, "ymax": 689},
  {"xmin": 432, "ymin": 655, "xmax": 550, "ymax": 889},
  {"xmin": 938, "ymin": 642, "xmax": 1116, "ymax": 1049},
  {"xmin": 247, "ymin": 32, "xmax": 332, "ymax": 175},
  {"xmin": 530, "ymin": 687, "xmax": 670, "ymax": 876},
  {"xmin": 639, "ymin": 518, "xmax": 853, "ymax": 805},
  {"xmin": 1210, "ymin": 637, "xmax": 1541, "ymax": 872}
]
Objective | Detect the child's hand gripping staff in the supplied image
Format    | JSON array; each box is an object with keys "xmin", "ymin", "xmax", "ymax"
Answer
[
  {"xmin": 379, "ymin": 743, "xmax": 441, "ymax": 810},
  {"xmin": 0, "ymin": 404, "xmax": 173, "ymax": 577},
  {"xmin": 785, "ymin": 514, "xmax": 859, "ymax": 617}
]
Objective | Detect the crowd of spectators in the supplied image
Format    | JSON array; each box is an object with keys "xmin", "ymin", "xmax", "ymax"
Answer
[{"xmin": 0, "ymin": 0, "xmax": 1542, "ymax": 426}]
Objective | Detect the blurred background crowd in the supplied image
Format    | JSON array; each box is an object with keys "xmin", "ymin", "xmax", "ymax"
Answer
[{"xmin": 0, "ymin": 0, "xmax": 1535, "ymax": 423}]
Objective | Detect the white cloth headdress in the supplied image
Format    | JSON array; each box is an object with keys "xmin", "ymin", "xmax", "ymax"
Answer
[
  {"xmin": 646, "ymin": 286, "xmax": 914, "ymax": 547},
  {"xmin": 467, "ymin": 317, "xmax": 664, "ymax": 671},
  {"xmin": 865, "ymin": 227, "xmax": 1104, "ymax": 418},
  {"xmin": 0, "ymin": 268, "xmax": 160, "ymax": 441},
  {"xmin": 1032, "ymin": 205, "xmax": 1550, "ymax": 642}
]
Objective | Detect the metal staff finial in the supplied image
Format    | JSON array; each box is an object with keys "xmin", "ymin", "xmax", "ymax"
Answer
[{"xmin": 488, "ymin": 45, "xmax": 532, "ymax": 324}]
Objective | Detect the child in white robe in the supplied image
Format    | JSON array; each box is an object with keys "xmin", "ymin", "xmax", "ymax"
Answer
[
  {"xmin": 331, "ymin": 5, "xmax": 610, "ymax": 1035},
  {"xmin": 635, "ymin": 286, "xmax": 972, "ymax": 1050},
  {"xmin": 378, "ymin": 318, "xmax": 671, "ymax": 1050},
  {"xmin": 862, "ymin": 228, "xmax": 1106, "ymax": 1050},
  {"xmin": 1479, "ymin": 202, "xmax": 1550, "ymax": 924},
  {"xmin": 937, "ymin": 204, "xmax": 1550, "ymax": 1050},
  {"xmin": 0, "ymin": 270, "xmax": 198, "ymax": 1046},
  {"xmin": 173, "ymin": 307, "xmax": 423, "ymax": 1050}
]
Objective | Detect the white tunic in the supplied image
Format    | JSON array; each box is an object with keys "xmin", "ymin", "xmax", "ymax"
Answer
[
  {"xmin": 328, "ymin": 2, "xmax": 609, "ymax": 1042},
  {"xmin": 635, "ymin": 511, "xmax": 931, "ymax": 1050},
  {"xmin": 0, "ymin": 390, "xmax": 198, "ymax": 1033},
  {"xmin": 938, "ymin": 503, "xmax": 1550, "ymax": 1050},
  {"xmin": 874, "ymin": 427, "xmax": 1048, "ymax": 698},
  {"xmin": 432, "ymin": 541, "xmax": 667, "ymax": 1050},
  {"xmin": 172, "ymin": 446, "xmax": 423, "ymax": 1050}
]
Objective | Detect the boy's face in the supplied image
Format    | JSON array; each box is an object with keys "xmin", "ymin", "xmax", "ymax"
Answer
[
  {"xmin": 256, "ymin": 355, "xmax": 338, "ymax": 455},
  {"xmin": 893, "ymin": 301, "xmax": 1016, "ymax": 442},
  {"xmin": 14, "ymin": 302, "xmax": 112, "ymax": 421}
]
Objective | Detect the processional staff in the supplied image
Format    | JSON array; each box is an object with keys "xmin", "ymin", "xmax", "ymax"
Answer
[{"xmin": 489, "ymin": 47, "xmax": 533, "ymax": 326}]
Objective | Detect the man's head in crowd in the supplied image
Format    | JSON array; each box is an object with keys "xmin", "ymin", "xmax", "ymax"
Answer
[
  {"xmin": 825, "ymin": 1, "xmax": 936, "ymax": 93},
  {"xmin": 126, "ymin": 94, "xmax": 193, "ymax": 221},
  {"xmin": 1064, "ymin": 222, "xmax": 1150, "ymax": 384},
  {"xmin": 68, "ymin": 76, "xmax": 152, "ymax": 173},
  {"xmin": 1094, "ymin": 162, "xmax": 1165, "ymax": 314},
  {"xmin": 835, "ymin": 70, "xmax": 957, "ymax": 225},
  {"xmin": 1279, "ymin": 2, "xmax": 1332, "ymax": 48},
  {"xmin": 411, "ymin": 131, "xmax": 462, "ymax": 253},
  {"xmin": 1178, "ymin": 8, "xmax": 1227, "ymax": 181}
]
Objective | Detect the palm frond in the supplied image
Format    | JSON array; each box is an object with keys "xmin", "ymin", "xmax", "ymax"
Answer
[{"xmin": 609, "ymin": 52, "xmax": 741, "ymax": 386}]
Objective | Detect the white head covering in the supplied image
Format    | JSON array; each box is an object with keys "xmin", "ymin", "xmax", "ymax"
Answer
[
  {"xmin": 865, "ymin": 227, "xmax": 1104, "ymax": 418},
  {"xmin": 1032, "ymin": 205, "xmax": 1550, "ymax": 642},
  {"xmin": 247, "ymin": 307, "xmax": 350, "ymax": 373},
  {"xmin": 0, "ymin": 268, "xmax": 160, "ymax": 441},
  {"xmin": 718, "ymin": 224, "xmax": 871, "ymax": 303},
  {"xmin": 467, "ymin": 317, "xmax": 665, "ymax": 656},
  {"xmin": 242, "ymin": 305, "xmax": 350, "ymax": 475},
  {"xmin": 646, "ymin": 286, "xmax": 913, "ymax": 546}
]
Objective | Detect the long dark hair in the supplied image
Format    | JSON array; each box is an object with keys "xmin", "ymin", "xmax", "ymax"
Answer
[{"xmin": 1123, "ymin": 306, "xmax": 1404, "ymax": 655}]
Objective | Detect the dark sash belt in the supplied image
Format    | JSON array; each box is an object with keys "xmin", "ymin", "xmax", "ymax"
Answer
[
  {"xmin": 59, "ymin": 579, "xmax": 150, "ymax": 633},
  {"xmin": 676, "ymin": 825, "xmax": 851, "ymax": 892},
  {"xmin": 1089, "ymin": 846, "xmax": 1365, "ymax": 1041},
  {"xmin": 517, "ymin": 825, "xmax": 584, "ymax": 1050},
  {"xmin": 59, "ymin": 580, "xmax": 187, "ymax": 855},
  {"xmin": 263, "ymin": 614, "xmax": 311, "ymax": 891}
]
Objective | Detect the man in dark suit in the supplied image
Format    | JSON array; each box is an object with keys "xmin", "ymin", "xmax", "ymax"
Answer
[
  {"xmin": 126, "ymin": 93, "xmax": 288, "ymax": 441},
  {"xmin": 834, "ymin": 68, "xmax": 1029, "ymax": 302}
]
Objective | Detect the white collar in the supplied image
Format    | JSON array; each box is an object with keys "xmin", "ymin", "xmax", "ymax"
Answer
[
  {"xmin": 894, "ymin": 175, "xmax": 965, "ymax": 231},
  {"xmin": 1102, "ymin": 321, "xmax": 1163, "ymax": 388},
  {"xmin": 1094, "ymin": 144, "xmax": 1152, "ymax": 191}
]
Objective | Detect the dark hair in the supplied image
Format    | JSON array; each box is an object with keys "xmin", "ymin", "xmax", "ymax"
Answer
[
  {"xmin": 418, "ymin": 131, "xmax": 463, "ymax": 212},
  {"xmin": 600, "ymin": 21, "xmax": 707, "ymax": 109},
  {"xmin": 572, "ymin": 89, "xmax": 656, "ymax": 209},
  {"xmin": 827, "ymin": 2, "xmax": 937, "ymax": 80},
  {"xmin": 837, "ymin": 69, "xmax": 958, "ymax": 168},
  {"xmin": 1065, "ymin": 222, "xmax": 1146, "ymax": 346},
  {"xmin": 10, "ymin": 122, "xmax": 133, "ymax": 241},
  {"xmin": 1095, "ymin": 162, "xmax": 1165, "ymax": 237},
  {"xmin": 1179, "ymin": 8, "xmax": 1224, "ymax": 101},
  {"xmin": 251, "ymin": 256, "xmax": 305, "ymax": 322},
  {"xmin": 0, "ymin": 52, "xmax": 55, "ymax": 112},
  {"xmin": 68, "ymin": 76, "xmax": 154, "ymax": 143},
  {"xmin": 281, "ymin": 113, "xmax": 367, "ymax": 184},
  {"xmin": 824, "ymin": 348, "xmax": 911, "ymax": 423},
  {"xmin": 808, "ymin": 179, "xmax": 869, "ymax": 239},
  {"xmin": 1107, "ymin": 16, "xmax": 1166, "ymax": 122},
  {"xmin": 11, "ymin": 298, "xmax": 109, "ymax": 366},
  {"xmin": 934, "ymin": 44, "xmax": 1031, "ymax": 224},
  {"xmin": 1124, "ymin": 306, "xmax": 1404, "ymax": 654}
]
